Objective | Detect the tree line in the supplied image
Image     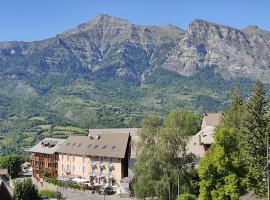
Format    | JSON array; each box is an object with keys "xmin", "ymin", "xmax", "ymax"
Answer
[{"xmin": 134, "ymin": 80, "xmax": 270, "ymax": 200}]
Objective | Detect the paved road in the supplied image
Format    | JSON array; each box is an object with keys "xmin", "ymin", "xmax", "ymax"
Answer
[{"xmin": 62, "ymin": 190, "xmax": 133, "ymax": 200}]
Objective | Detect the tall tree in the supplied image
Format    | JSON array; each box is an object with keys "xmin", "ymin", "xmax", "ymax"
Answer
[
  {"xmin": 199, "ymin": 128, "xmax": 247, "ymax": 200},
  {"xmin": 221, "ymin": 85, "xmax": 244, "ymax": 132},
  {"xmin": 134, "ymin": 111, "xmax": 199, "ymax": 200},
  {"xmin": 13, "ymin": 179, "xmax": 40, "ymax": 200},
  {"xmin": 134, "ymin": 114, "xmax": 162, "ymax": 199},
  {"xmin": 0, "ymin": 154, "xmax": 23, "ymax": 178},
  {"xmin": 241, "ymin": 80, "xmax": 269, "ymax": 196}
]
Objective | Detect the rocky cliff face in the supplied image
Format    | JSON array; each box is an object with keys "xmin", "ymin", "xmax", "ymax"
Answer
[
  {"xmin": 0, "ymin": 14, "xmax": 184, "ymax": 84},
  {"xmin": 162, "ymin": 19, "xmax": 270, "ymax": 82},
  {"xmin": 1, "ymin": 15, "xmax": 270, "ymax": 83}
]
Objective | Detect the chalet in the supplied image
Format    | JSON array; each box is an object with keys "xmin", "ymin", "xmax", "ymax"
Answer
[
  {"xmin": 186, "ymin": 113, "xmax": 223, "ymax": 158},
  {"xmin": 29, "ymin": 138, "xmax": 65, "ymax": 179}
]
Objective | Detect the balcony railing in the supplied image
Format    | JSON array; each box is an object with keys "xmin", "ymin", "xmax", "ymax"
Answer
[
  {"xmin": 99, "ymin": 162, "xmax": 105, "ymax": 168},
  {"xmin": 108, "ymin": 163, "xmax": 113, "ymax": 169},
  {"xmin": 108, "ymin": 173, "xmax": 113, "ymax": 179},
  {"xmin": 44, "ymin": 157, "xmax": 56, "ymax": 163},
  {"xmin": 32, "ymin": 156, "xmax": 40, "ymax": 161}
]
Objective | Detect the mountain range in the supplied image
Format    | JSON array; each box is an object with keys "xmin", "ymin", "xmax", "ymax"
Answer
[{"xmin": 0, "ymin": 14, "xmax": 269, "ymax": 153}]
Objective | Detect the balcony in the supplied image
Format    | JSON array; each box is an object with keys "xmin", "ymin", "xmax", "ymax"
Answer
[
  {"xmin": 98, "ymin": 173, "xmax": 105, "ymax": 178},
  {"xmin": 90, "ymin": 173, "xmax": 96, "ymax": 177},
  {"xmin": 99, "ymin": 162, "xmax": 105, "ymax": 168},
  {"xmin": 32, "ymin": 156, "xmax": 40, "ymax": 161},
  {"xmin": 108, "ymin": 163, "xmax": 113, "ymax": 169},
  {"xmin": 44, "ymin": 157, "xmax": 55, "ymax": 163},
  {"xmin": 108, "ymin": 174, "xmax": 113, "ymax": 179}
]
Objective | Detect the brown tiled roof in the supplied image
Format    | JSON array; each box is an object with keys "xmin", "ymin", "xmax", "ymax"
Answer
[
  {"xmin": 89, "ymin": 128, "xmax": 140, "ymax": 158},
  {"xmin": 56, "ymin": 133, "xmax": 130, "ymax": 158},
  {"xmin": 203, "ymin": 113, "xmax": 223, "ymax": 127}
]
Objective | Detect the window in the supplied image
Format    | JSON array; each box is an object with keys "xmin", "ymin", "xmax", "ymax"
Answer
[
  {"xmin": 62, "ymin": 164, "xmax": 63, "ymax": 171},
  {"xmin": 67, "ymin": 165, "xmax": 69, "ymax": 170},
  {"xmin": 109, "ymin": 168, "xmax": 112, "ymax": 176},
  {"xmin": 91, "ymin": 167, "xmax": 94, "ymax": 175},
  {"xmin": 82, "ymin": 157, "xmax": 85, "ymax": 164},
  {"xmin": 100, "ymin": 168, "xmax": 104, "ymax": 176},
  {"xmin": 83, "ymin": 166, "xmax": 85, "ymax": 174},
  {"xmin": 75, "ymin": 166, "xmax": 81, "ymax": 171},
  {"xmin": 73, "ymin": 155, "xmax": 75, "ymax": 162},
  {"xmin": 109, "ymin": 158, "xmax": 112, "ymax": 164},
  {"xmin": 61, "ymin": 155, "xmax": 64, "ymax": 161},
  {"xmin": 73, "ymin": 166, "xmax": 75, "ymax": 173},
  {"xmin": 112, "ymin": 145, "xmax": 116, "ymax": 150},
  {"xmin": 67, "ymin": 155, "xmax": 69, "ymax": 161}
]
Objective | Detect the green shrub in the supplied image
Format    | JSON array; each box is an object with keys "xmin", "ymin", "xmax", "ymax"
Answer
[
  {"xmin": 39, "ymin": 190, "xmax": 55, "ymax": 198},
  {"xmin": 44, "ymin": 177, "xmax": 84, "ymax": 190},
  {"xmin": 177, "ymin": 193, "xmax": 197, "ymax": 200}
]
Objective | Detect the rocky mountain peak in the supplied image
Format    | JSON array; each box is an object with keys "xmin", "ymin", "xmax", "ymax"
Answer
[{"xmin": 1, "ymin": 15, "xmax": 270, "ymax": 84}]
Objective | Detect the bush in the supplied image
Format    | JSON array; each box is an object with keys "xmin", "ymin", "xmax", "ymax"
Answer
[
  {"xmin": 45, "ymin": 177, "xmax": 64, "ymax": 187},
  {"xmin": 44, "ymin": 177, "xmax": 84, "ymax": 190},
  {"xmin": 177, "ymin": 193, "xmax": 197, "ymax": 200},
  {"xmin": 13, "ymin": 179, "xmax": 40, "ymax": 200},
  {"xmin": 39, "ymin": 190, "xmax": 55, "ymax": 198}
]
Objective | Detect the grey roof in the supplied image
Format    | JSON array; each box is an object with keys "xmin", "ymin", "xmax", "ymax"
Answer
[
  {"xmin": 89, "ymin": 128, "xmax": 139, "ymax": 137},
  {"xmin": 29, "ymin": 138, "xmax": 66, "ymax": 154},
  {"xmin": 57, "ymin": 133, "xmax": 130, "ymax": 158},
  {"xmin": 89, "ymin": 128, "xmax": 139, "ymax": 158}
]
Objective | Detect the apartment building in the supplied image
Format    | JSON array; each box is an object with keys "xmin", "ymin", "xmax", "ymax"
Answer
[
  {"xmin": 56, "ymin": 132, "xmax": 131, "ymax": 187},
  {"xmin": 29, "ymin": 138, "xmax": 65, "ymax": 179},
  {"xmin": 186, "ymin": 113, "xmax": 223, "ymax": 158},
  {"xmin": 88, "ymin": 128, "xmax": 140, "ymax": 177}
]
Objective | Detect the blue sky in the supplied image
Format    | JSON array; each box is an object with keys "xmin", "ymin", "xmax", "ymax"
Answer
[{"xmin": 1, "ymin": 0, "xmax": 269, "ymax": 42}]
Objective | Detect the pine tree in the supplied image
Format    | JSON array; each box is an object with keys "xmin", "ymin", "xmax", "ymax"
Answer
[
  {"xmin": 242, "ymin": 80, "xmax": 269, "ymax": 196},
  {"xmin": 221, "ymin": 85, "xmax": 244, "ymax": 132}
]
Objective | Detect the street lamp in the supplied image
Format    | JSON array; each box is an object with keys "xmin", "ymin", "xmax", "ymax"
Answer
[{"xmin": 177, "ymin": 162, "xmax": 196, "ymax": 196}]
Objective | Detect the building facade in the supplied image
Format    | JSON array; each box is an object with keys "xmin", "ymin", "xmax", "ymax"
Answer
[
  {"xmin": 56, "ymin": 133, "xmax": 131, "ymax": 187},
  {"xmin": 186, "ymin": 113, "xmax": 223, "ymax": 158},
  {"xmin": 29, "ymin": 138, "xmax": 65, "ymax": 179}
]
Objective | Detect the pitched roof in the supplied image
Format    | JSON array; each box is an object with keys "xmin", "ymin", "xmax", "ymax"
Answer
[
  {"xmin": 56, "ymin": 133, "xmax": 130, "ymax": 158},
  {"xmin": 88, "ymin": 128, "xmax": 139, "ymax": 137},
  {"xmin": 89, "ymin": 128, "xmax": 139, "ymax": 158},
  {"xmin": 29, "ymin": 138, "xmax": 65, "ymax": 154},
  {"xmin": 203, "ymin": 113, "xmax": 223, "ymax": 127},
  {"xmin": 186, "ymin": 126, "xmax": 216, "ymax": 157}
]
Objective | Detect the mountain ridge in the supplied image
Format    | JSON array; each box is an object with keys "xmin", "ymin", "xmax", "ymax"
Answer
[{"xmin": 1, "ymin": 15, "xmax": 270, "ymax": 154}]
